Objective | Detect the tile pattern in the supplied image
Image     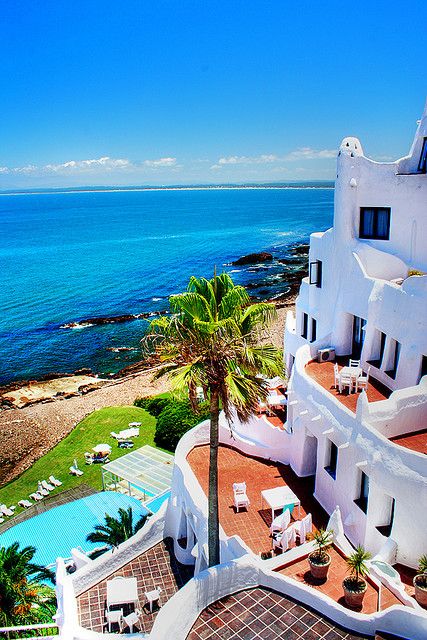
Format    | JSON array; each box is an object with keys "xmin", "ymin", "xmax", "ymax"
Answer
[
  {"xmin": 390, "ymin": 429, "xmax": 427, "ymax": 455},
  {"xmin": 187, "ymin": 587, "xmax": 370, "ymax": 640},
  {"xmin": 77, "ymin": 538, "xmax": 194, "ymax": 634},
  {"xmin": 305, "ymin": 359, "xmax": 390, "ymax": 413},
  {"xmin": 276, "ymin": 547, "xmax": 402, "ymax": 614},
  {"xmin": 187, "ymin": 444, "xmax": 328, "ymax": 556}
]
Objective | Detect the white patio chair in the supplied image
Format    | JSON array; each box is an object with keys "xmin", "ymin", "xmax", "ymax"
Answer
[
  {"xmin": 272, "ymin": 527, "xmax": 296, "ymax": 553},
  {"xmin": 84, "ymin": 452, "xmax": 94, "ymax": 465},
  {"xmin": 49, "ymin": 475, "xmax": 62, "ymax": 486},
  {"xmin": 18, "ymin": 499, "xmax": 33, "ymax": 508},
  {"xmin": 233, "ymin": 482, "xmax": 250, "ymax": 512},
  {"xmin": 333, "ymin": 363, "xmax": 340, "ymax": 389},
  {"xmin": 37, "ymin": 485, "xmax": 49, "ymax": 497},
  {"xmin": 29, "ymin": 492, "xmax": 44, "ymax": 501},
  {"xmin": 356, "ymin": 366, "xmax": 370, "ymax": 392},
  {"xmin": 105, "ymin": 609, "xmax": 124, "ymax": 633},
  {"xmin": 123, "ymin": 609, "xmax": 142, "ymax": 632},
  {"xmin": 288, "ymin": 513, "xmax": 313, "ymax": 543},
  {"xmin": 145, "ymin": 588, "xmax": 162, "ymax": 613},
  {"xmin": 0, "ymin": 504, "xmax": 14, "ymax": 517},
  {"xmin": 339, "ymin": 372, "xmax": 352, "ymax": 394},
  {"xmin": 349, "ymin": 358, "xmax": 360, "ymax": 368},
  {"xmin": 41, "ymin": 480, "xmax": 55, "ymax": 492},
  {"xmin": 270, "ymin": 506, "xmax": 291, "ymax": 536}
]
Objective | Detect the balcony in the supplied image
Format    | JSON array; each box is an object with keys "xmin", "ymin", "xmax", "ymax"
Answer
[
  {"xmin": 305, "ymin": 358, "xmax": 391, "ymax": 413},
  {"xmin": 390, "ymin": 428, "xmax": 427, "ymax": 455},
  {"xmin": 187, "ymin": 444, "xmax": 328, "ymax": 556}
]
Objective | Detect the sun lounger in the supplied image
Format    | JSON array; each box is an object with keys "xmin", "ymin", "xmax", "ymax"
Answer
[
  {"xmin": 41, "ymin": 480, "xmax": 55, "ymax": 491},
  {"xmin": 0, "ymin": 504, "xmax": 14, "ymax": 517},
  {"xmin": 70, "ymin": 465, "xmax": 84, "ymax": 476},
  {"xmin": 49, "ymin": 475, "xmax": 62, "ymax": 486},
  {"xmin": 110, "ymin": 431, "xmax": 121, "ymax": 440},
  {"xmin": 0, "ymin": 517, "xmax": 4, "ymax": 524},
  {"xmin": 29, "ymin": 492, "xmax": 44, "ymax": 501},
  {"xmin": 18, "ymin": 499, "xmax": 33, "ymax": 508},
  {"xmin": 37, "ymin": 486, "xmax": 49, "ymax": 497}
]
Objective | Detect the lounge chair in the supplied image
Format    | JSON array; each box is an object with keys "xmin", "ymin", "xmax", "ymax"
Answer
[
  {"xmin": 110, "ymin": 431, "xmax": 121, "ymax": 440},
  {"xmin": 84, "ymin": 452, "xmax": 94, "ymax": 465},
  {"xmin": 29, "ymin": 492, "xmax": 44, "ymax": 501},
  {"xmin": 272, "ymin": 527, "xmax": 296, "ymax": 553},
  {"xmin": 49, "ymin": 475, "xmax": 62, "ymax": 487},
  {"xmin": 233, "ymin": 482, "xmax": 250, "ymax": 512},
  {"xmin": 18, "ymin": 499, "xmax": 33, "ymax": 508},
  {"xmin": 270, "ymin": 505, "xmax": 292, "ymax": 535},
  {"xmin": 70, "ymin": 465, "xmax": 84, "ymax": 476},
  {"xmin": 0, "ymin": 517, "xmax": 4, "ymax": 524},
  {"xmin": 0, "ymin": 504, "xmax": 14, "ymax": 517},
  {"xmin": 41, "ymin": 480, "xmax": 55, "ymax": 491},
  {"xmin": 37, "ymin": 485, "xmax": 49, "ymax": 497}
]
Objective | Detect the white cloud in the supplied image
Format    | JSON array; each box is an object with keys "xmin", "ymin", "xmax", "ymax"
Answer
[
  {"xmin": 284, "ymin": 147, "xmax": 336, "ymax": 160},
  {"xmin": 44, "ymin": 157, "xmax": 133, "ymax": 173},
  {"xmin": 0, "ymin": 156, "xmax": 179, "ymax": 177},
  {"xmin": 143, "ymin": 157, "xmax": 177, "ymax": 168},
  {"xmin": 216, "ymin": 154, "xmax": 279, "ymax": 166},
  {"xmin": 211, "ymin": 148, "xmax": 336, "ymax": 170}
]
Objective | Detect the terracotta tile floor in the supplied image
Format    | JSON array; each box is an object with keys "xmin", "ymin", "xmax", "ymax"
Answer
[
  {"xmin": 187, "ymin": 445, "xmax": 328, "ymax": 556},
  {"xmin": 390, "ymin": 429, "xmax": 427, "ymax": 455},
  {"xmin": 276, "ymin": 547, "xmax": 402, "ymax": 614},
  {"xmin": 305, "ymin": 360, "xmax": 391, "ymax": 413},
  {"xmin": 394, "ymin": 563, "xmax": 417, "ymax": 599},
  {"xmin": 76, "ymin": 539, "xmax": 194, "ymax": 634},
  {"xmin": 187, "ymin": 587, "xmax": 370, "ymax": 639}
]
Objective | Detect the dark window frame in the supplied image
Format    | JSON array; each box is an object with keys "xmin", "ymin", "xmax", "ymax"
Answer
[
  {"xmin": 311, "ymin": 317, "xmax": 317, "ymax": 343},
  {"xmin": 418, "ymin": 137, "xmax": 427, "ymax": 174},
  {"xmin": 325, "ymin": 441, "xmax": 338, "ymax": 480},
  {"xmin": 309, "ymin": 260, "xmax": 322, "ymax": 287},
  {"xmin": 359, "ymin": 207, "xmax": 391, "ymax": 240},
  {"xmin": 386, "ymin": 339, "xmax": 401, "ymax": 379},
  {"xmin": 301, "ymin": 312, "xmax": 308, "ymax": 339},
  {"xmin": 354, "ymin": 471, "xmax": 369, "ymax": 513},
  {"xmin": 418, "ymin": 355, "xmax": 427, "ymax": 384}
]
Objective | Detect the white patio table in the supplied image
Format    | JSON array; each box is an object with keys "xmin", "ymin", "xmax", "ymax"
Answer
[
  {"xmin": 340, "ymin": 366, "xmax": 362, "ymax": 393},
  {"xmin": 106, "ymin": 576, "xmax": 138, "ymax": 610},
  {"xmin": 261, "ymin": 486, "xmax": 301, "ymax": 520}
]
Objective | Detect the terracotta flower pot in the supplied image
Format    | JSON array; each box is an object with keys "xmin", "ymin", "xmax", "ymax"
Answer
[
  {"xmin": 308, "ymin": 552, "xmax": 331, "ymax": 580},
  {"xmin": 413, "ymin": 574, "xmax": 427, "ymax": 607},
  {"xmin": 342, "ymin": 577, "xmax": 367, "ymax": 608}
]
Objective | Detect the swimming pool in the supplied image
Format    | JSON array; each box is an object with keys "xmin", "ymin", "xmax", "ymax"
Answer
[
  {"xmin": 0, "ymin": 492, "xmax": 148, "ymax": 568},
  {"xmin": 145, "ymin": 490, "xmax": 170, "ymax": 513}
]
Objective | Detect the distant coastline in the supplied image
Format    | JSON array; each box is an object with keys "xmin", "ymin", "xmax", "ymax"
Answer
[{"xmin": 0, "ymin": 181, "xmax": 334, "ymax": 197}]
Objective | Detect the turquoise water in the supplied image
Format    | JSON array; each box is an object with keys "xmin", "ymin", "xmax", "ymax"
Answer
[
  {"xmin": 0, "ymin": 492, "xmax": 148, "ymax": 567},
  {"xmin": 0, "ymin": 187, "xmax": 334, "ymax": 383},
  {"xmin": 145, "ymin": 490, "xmax": 170, "ymax": 513}
]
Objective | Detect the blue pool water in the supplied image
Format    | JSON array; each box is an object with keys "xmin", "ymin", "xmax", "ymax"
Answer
[
  {"xmin": 145, "ymin": 491, "xmax": 170, "ymax": 513},
  {"xmin": 0, "ymin": 492, "xmax": 148, "ymax": 567},
  {"xmin": 0, "ymin": 186, "xmax": 333, "ymax": 383}
]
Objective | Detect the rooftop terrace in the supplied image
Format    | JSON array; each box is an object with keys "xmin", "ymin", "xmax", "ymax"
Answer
[
  {"xmin": 390, "ymin": 429, "xmax": 427, "ymax": 455},
  {"xmin": 187, "ymin": 586, "xmax": 371, "ymax": 640},
  {"xmin": 305, "ymin": 359, "xmax": 391, "ymax": 413},
  {"xmin": 76, "ymin": 539, "xmax": 193, "ymax": 635},
  {"xmin": 187, "ymin": 444, "xmax": 328, "ymax": 556}
]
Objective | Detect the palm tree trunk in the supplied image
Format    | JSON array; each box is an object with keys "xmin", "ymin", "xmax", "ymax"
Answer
[{"xmin": 208, "ymin": 385, "xmax": 220, "ymax": 567}]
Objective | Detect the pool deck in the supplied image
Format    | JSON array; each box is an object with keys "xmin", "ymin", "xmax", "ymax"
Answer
[{"xmin": 0, "ymin": 483, "xmax": 97, "ymax": 533}]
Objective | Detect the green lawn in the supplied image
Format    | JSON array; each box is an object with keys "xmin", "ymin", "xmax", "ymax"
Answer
[{"xmin": 0, "ymin": 405, "xmax": 161, "ymax": 517}]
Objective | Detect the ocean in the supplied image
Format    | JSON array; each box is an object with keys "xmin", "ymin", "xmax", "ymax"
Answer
[{"xmin": 0, "ymin": 186, "xmax": 334, "ymax": 385}]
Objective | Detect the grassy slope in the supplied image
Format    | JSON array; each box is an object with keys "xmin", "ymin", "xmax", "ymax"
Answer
[{"xmin": 0, "ymin": 405, "xmax": 159, "ymax": 517}]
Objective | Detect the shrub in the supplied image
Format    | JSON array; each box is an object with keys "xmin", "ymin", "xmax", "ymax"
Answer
[
  {"xmin": 135, "ymin": 396, "xmax": 171, "ymax": 416},
  {"xmin": 155, "ymin": 400, "xmax": 210, "ymax": 450}
]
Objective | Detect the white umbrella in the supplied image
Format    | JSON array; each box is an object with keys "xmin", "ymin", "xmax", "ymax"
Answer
[{"xmin": 93, "ymin": 444, "xmax": 112, "ymax": 453}]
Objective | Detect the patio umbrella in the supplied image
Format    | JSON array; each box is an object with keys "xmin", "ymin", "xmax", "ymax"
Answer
[{"xmin": 93, "ymin": 444, "xmax": 112, "ymax": 453}]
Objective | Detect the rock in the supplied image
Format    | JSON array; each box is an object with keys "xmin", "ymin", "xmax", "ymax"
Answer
[{"xmin": 233, "ymin": 252, "xmax": 273, "ymax": 266}]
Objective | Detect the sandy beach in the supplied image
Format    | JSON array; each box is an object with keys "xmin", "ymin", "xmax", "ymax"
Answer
[{"xmin": 0, "ymin": 298, "xmax": 293, "ymax": 486}]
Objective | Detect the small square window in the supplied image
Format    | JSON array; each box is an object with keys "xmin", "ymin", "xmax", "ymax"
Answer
[
  {"xmin": 360, "ymin": 207, "xmax": 391, "ymax": 240},
  {"xmin": 325, "ymin": 441, "xmax": 338, "ymax": 479}
]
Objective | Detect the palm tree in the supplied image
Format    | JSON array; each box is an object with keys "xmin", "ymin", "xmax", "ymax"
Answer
[
  {"xmin": 145, "ymin": 272, "xmax": 283, "ymax": 567},
  {"xmin": 345, "ymin": 546, "xmax": 372, "ymax": 588},
  {"xmin": 0, "ymin": 542, "xmax": 56, "ymax": 628},
  {"xmin": 86, "ymin": 507, "xmax": 149, "ymax": 552}
]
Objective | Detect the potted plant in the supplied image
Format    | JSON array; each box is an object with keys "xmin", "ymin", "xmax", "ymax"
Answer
[
  {"xmin": 308, "ymin": 529, "xmax": 333, "ymax": 580},
  {"xmin": 413, "ymin": 554, "xmax": 427, "ymax": 607},
  {"xmin": 342, "ymin": 546, "xmax": 372, "ymax": 608}
]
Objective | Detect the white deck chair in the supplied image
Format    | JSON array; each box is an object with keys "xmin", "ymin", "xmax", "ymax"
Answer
[
  {"xmin": 233, "ymin": 482, "xmax": 250, "ymax": 512},
  {"xmin": 41, "ymin": 480, "xmax": 55, "ymax": 491},
  {"xmin": 333, "ymin": 363, "xmax": 340, "ymax": 389},
  {"xmin": 356, "ymin": 366, "xmax": 370, "ymax": 392},
  {"xmin": 37, "ymin": 484, "xmax": 49, "ymax": 497},
  {"xmin": 272, "ymin": 527, "xmax": 296, "ymax": 553},
  {"xmin": 49, "ymin": 475, "xmax": 62, "ymax": 486},
  {"xmin": 29, "ymin": 492, "xmax": 44, "ymax": 501},
  {"xmin": 349, "ymin": 358, "xmax": 360, "ymax": 368},
  {"xmin": 18, "ymin": 499, "xmax": 33, "ymax": 508},
  {"xmin": 339, "ymin": 371, "xmax": 353, "ymax": 394},
  {"xmin": 70, "ymin": 465, "xmax": 84, "ymax": 476},
  {"xmin": 288, "ymin": 513, "xmax": 313, "ymax": 543},
  {"xmin": 105, "ymin": 609, "xmax": 124, "ymax": 633},
  {"xmin": 0, "ymin": 504, "xmax": 14, "ymax": 517},
  {"xmin": 270, "ymin": 507, "xmax": 291, "ymax": 536},
  {"xmin": 110, "ymin": 431, "xmax": 122, "ymax": 439}
]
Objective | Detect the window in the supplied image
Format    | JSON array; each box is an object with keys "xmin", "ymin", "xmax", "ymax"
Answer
[
  {"xmin": 368, "ymin": 331, "xmax": 386, "ymax": 369},
  {"xmin": 418, "ymin": 355, "xmax": 427, "ymax": 384},
  {"xmin": 325, "ymin": 441, "xmax": 338, "ymax": 479},
  {"xmin": 418, "ymin": 137, "xmax": 427, "ymax": 173},
  {"xmin": 355, "ymin": 471, "xmax": 369, "ymax": 513},
  {"xmin": 311, "ymin": 318, "xmax": 317, "ymax": 343},
  {"xmin": 377, "ymin": 498, "xmax": 395, "ymax": 537},
  {"xmin": 386, "ymin": 339, "xmax": 401, "ymax": 379},
  {"xmin": 309, "ymin": 260, "xmax": 322, "ymax": 287},
  {"xmin": 301, "ymin": 313, "xmax": 308, "ymax": 339},
  {"xmin": 352, "ymin": 316, "xmax": 367, "ymax": 359},
  {"xmin": 359, "ymin": 207, "xmax": 391, "ymax": 240}
]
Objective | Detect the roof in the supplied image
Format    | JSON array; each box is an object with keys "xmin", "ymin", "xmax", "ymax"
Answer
[{"xmin": 102, "ymin": 445, "xmax": 174, "ymax": 496}]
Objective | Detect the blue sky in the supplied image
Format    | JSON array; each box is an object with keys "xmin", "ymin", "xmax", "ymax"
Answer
[{"xmin": 0, "ymin": 1, "xmax": 426, "ymax": 188}]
